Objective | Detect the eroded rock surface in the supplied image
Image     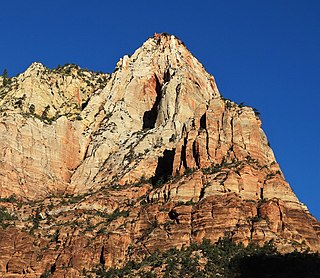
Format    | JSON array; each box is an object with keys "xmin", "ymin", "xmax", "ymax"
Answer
[{"xmin": 0, "ymin": 33, "xmax": 319, "ymax": 277}]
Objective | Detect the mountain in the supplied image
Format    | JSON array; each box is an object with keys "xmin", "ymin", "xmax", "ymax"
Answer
[{"xmin": 0, "ymin": 33, "xmax": 319, "ymax": 277}]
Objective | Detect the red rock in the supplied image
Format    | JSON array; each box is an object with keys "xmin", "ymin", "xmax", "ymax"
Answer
[{"xmin": 0, "ymin": 33, "xmax": 319, "ymax": 276}]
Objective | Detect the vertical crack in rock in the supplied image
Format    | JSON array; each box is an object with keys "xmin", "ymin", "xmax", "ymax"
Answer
[
  {"xmin": 215, "ymin": 110, "xmax": 224, "ymax": 157},
  {"xmin": 143, "ymin": 75, "xmax": 162, "ymax": 129},
  {"xmin": 173, "ymin": 83, "xmax": 181, "ymax": 122},
  {"xmin": 151, "ymin": 149, "xmax": 175, "ymax": 186},
  {"xmin": 100, "ymin": 245, "xmax": 105, "ymax": 266},
  {"xmin": 50, "ymin": 262, "xmax": 56, "ymax": 275},
  {"xmin": 81, "ymin": 97, "xmax": 90, "ymax": 110},
  {"xmin": 230, "ymin": 117, "xmax": 234, "ymax": 147},
  {"xmin": 200, "ymin": 111, "xmax": 212, "ymax": 160},
  {"xmin": 199, "ymin": 176, "xmax": 207, "ymax": 201},
  {"xmin": 250, "ymin": 221, "xmax": 255, "ymax": 241},
  {"xmin": 199, "ymin": 186, "xmax": 205, "ymax": 201},
  {"xmin": 260, "ymin": 187, "xmax": 264, "ymax": 200},
  {"xmin": 163, "ymin": 68, "xmax": 171, "ymax": 83},
  {"xmin": 192, "ymin": 141, "xmax": 200, "ymax": 168},
  {"xmin": 179, "ymin": 137, "xmax": 188, "ymax": 171},
  {"xmin": 200, "ymin": 112, "xmax": 206, "ymax": 129}
]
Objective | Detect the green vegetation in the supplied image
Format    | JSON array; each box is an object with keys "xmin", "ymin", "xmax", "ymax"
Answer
[
  {"xmin": 152, "ymin": 176, "xmax": 166, "ymax": 189},
  {"xmin": 60, "ymin": 194, "xmax": 85, "ymax": 205},
  {"xmin": 94, "ymin": 238, "xmax": 320, "ymax": 278},
  {"xmin": 0, "ymin": 68, "xmax": 15, "ymax": 98},
  {"xmin": 221, "ymin": 97, "xmax": 261, "ymax": 118},
  {"xmin": 201, "ymin": 156, "xmax": 275, "ymax": 177},
  {"xmin": 201, "ymin": 158, "xmax": 240, "ymax": 175},
  {"xmin": 2, "ymin": 69, "xmax": 9, "ymax": 86},
  {"xmin": 238, "ymin": 102, "xmax": 245, "ymax": 108},
  {"xmin": 97, "ymin": 238, "xmax": 277, "ymax": 277},
  {"xmin": 140, "ymin": 219, "xmax": 158, "ymax": 240},
  {"xmin": 72, "ymin": 207, "xmax": 129, "ymax": 228},
  {"xmin": 0, "ymin": 194, "xmax": 18, "ymax": 203},
  {"xmin": 0, "ymin": 207, "xmax": 16, "ymax": 221},
  {"xmin": 104, "ymin": 208, "xmax": 129, "ymax": 223},
  {"xmin": 40, "ymin": 269, "xmax": 52, "ymax": 278},
  {"xmin": 31, "ymin": 208, "xmax": 41, "ymax": 230},
  {"xmin": 253, "ymin": 107, "xmax": 260, "ymax": 117},
  {"xmin": 0, "ymin": 206, "xmax": 17, "ymax": 228},
  {"xmin": 184, "ymin": 167, "xmax": 196, "ymax": 176}
]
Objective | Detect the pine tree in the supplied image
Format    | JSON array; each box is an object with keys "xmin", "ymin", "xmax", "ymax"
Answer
[{"xmin": 2, "ymin": 69, "xmax": 8, "ymax": 86}]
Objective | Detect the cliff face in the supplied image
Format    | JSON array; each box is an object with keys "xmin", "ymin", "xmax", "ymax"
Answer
[{"xmin": 0, "ymin": 34, "xmax": 319, "ymax": 277}]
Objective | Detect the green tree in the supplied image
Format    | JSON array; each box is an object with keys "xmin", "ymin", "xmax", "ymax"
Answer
[{"xmin": 2, "ymin": 69, "xmax": 8, "ymax": 86}]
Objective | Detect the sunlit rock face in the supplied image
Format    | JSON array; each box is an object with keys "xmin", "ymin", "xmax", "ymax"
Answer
[{"xmin": 0, "ymin": 33, "xmax": 319, "ymax": 277}]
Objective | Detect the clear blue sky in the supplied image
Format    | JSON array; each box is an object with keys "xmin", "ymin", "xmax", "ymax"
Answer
[{"xmin": 1, "ymin": 1, "xmax": 319, "ymax": 219}]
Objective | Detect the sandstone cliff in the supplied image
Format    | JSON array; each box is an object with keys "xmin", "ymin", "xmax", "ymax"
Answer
[{"xmin": 0, "ymin": 33, "xmax": 319, "ymax": 277}]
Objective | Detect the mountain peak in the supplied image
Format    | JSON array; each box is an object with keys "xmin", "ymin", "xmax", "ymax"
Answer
[
  {"xmin": 0, "ymin": 35, "xmax": 319, "ymax": 276},
  {"xmin": 24, "ymin": 62, "xmax": 47, "ymax": 74},
  {"xmin": 151, "ymin": 32, "xmax": 185, "ymax": 46},
  {"xmin": 113, "ymin": 33, "xmax": 219, "ymax": 112}
]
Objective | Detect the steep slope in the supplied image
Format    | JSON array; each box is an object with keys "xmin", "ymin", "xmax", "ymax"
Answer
[
  {"xmin": 0, "ymin": 63, "xmax": 109, "ymax": 198},
  {"xmin": 0, "ymin": 33, "xmax": 319, "ymax": 277}
]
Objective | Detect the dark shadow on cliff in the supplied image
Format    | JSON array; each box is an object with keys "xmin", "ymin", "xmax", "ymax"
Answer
[
  {"xmin": 235, "ymin": 252, "xmax": 320, "ymax": 278},
  {"xmin": 151, "ymin": 149, "xmax": 175, "ymax": 187}
]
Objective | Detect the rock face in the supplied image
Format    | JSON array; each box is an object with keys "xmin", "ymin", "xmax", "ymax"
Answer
[{"xmin": 0, "ymin": 33, "xmax": 319, "ymax": 277}]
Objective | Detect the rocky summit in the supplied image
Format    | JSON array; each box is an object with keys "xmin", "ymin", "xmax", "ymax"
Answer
[{"xmin": 0, "ymin": 33, "xmax": 319, "ymax": 277}]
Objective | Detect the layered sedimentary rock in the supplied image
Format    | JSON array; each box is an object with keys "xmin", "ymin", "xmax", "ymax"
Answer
[{"xmin": 0, "ymin": 33, "xmax": 319, "ymax": 277}]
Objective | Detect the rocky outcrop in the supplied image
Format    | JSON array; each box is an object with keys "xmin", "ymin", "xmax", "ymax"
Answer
[
  {"xmin": 0, "ymin": 64, "xmax": 109, "ymax": 198},
  {"xmin": 0, "ymin": 33, "xmax": 319, "ymax": 276}
]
